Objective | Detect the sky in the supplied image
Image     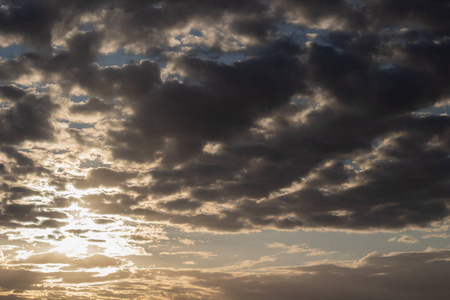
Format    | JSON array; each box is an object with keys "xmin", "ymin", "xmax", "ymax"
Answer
[{"xmin": 0, "ymin": 0, "xmax": 449, "ymax": 299}]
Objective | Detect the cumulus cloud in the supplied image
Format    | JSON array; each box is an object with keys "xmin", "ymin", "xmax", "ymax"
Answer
[{"xmin": 0, "ymin": 87, "xmax": 57, "ymax": 146}]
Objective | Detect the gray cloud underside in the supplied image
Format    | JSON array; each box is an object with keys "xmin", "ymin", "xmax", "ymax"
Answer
[{"xmin": 0, "ymin": 0, "xmax": 449, "ymax": 231}]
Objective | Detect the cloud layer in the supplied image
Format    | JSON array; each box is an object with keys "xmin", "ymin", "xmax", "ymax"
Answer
[{"xmin": 0, "ymin": 0, "xmax": 449, "ymax": 298}]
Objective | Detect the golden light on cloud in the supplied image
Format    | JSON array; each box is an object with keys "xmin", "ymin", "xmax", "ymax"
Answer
[{"xmin": 52, "ymin": 234, "xmax": 89, "ymax": 257}]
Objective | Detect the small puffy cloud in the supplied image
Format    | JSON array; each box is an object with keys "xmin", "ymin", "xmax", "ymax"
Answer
[
  {"xmin": 397, "ymin": 235, "xmax": 419, "ymax": 244},
  {"xmin": 178, "ymin": 238, "xmax": 196, "ymax": 246},
  {"xmin": 390, "ymin": 235, "xmax": 419, "ymax": 244}
]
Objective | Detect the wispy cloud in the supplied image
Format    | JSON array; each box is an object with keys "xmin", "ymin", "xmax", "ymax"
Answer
[{"xmin": 388, "ymin": 235, "xmax": 419, "ymax": 244}]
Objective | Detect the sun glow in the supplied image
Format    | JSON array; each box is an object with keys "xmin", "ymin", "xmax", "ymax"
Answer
[
  {"xmin": 44, "ymin": 203, "xmax": 157, "ymax": 258},
  {"xmin": 52, "ymin": 235, "xmax": 89, "ymax": 257}
]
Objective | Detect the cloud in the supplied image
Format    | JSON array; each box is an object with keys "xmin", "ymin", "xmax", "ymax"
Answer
[
  {"xmin": 159, "ymin": 251, "xmax": 217, "ymax": 259},
  {"xmin": 73, "ymin": 168, "xmax": 137, "ymax": 189},
  {"xmin": 0, "ymin": 85, "xmax": 26, "ymax": 100},
  {"xmin": 0, "ymin": 268, "xmax": 45, "ymax": 291},
  {"xmin": 12, "ymin": 251, "xmax": 71, "ymax": 264},
  {"xmin": 1, "ymin": 250, "xmax": 448, "ymax": 299},
  {"xmin": 389, "ymin": 235, "xmax": 419, "ymax": 244},
  {"xmin": 158, "ymin": 198, "xmax": 203, "ymax": 212},
  {"xmin": 69, "ymin": 97, "xmax": 114, "ymax": 114},
  {"xmin": 135, "ymin": 250, "xmax": 450, "ymax": 300},
  {"xmin": 68, "ymin": 254, "xmax": 123, "ymax": 269},
  {"xmin": 422, "ymin": 233, "xmax": 450, "ymax": 239},
  {"xmin": 0, "ymin": 0, "xmax": 448, "ymax": 234},
  {"xmin": 13, "ymin": 252, "xmax": 123, "ymax": 270},
  {"xmin": 0, "ymin": 202, "xmax": 68, "ymax": 228},
  {"xmin": 266, "ymin": 242, "xmax": 335, "ymax": 256},
  {"xmin": 1, "ymin": 2, "xmax": 450, "ymax": 300},
  {"xmin": 178, "ymin": 238, "xmax": 196, "ymax": 246},
  {"xmin": 0, "ymin": 1, "xmax": 59, "ymax": 47},
  {"xmin": 0, "ymin": 87, "xmax": 57, "ymax": 146},
  {"xmin": 397, "ymin": 235, "xmax": 419, "ymax": 244},
  {"xmin": 0, "ymin": 2, "xmax": 449, "ymax": 297}
]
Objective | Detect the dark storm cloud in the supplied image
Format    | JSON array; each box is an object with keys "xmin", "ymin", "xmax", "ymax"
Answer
[
  {"xmin": 0, "ymin": 182, "xmax": 70, "ymax": 230},
  {"xmin": 38, "ymin": 38, "xmax": 304, "ymax": 163},
  {"xmin": 0, "ymin": 0, "xmax": 270, "ymax": 53},
  {"xmin": 367, "ymin": 0, "xmax": 450, "ymax": 34},
  {"xmin": 277, "ymin": 0, "xmax": 450, "ymax": 35},
  {"xmin": 0, "ymin": 0, "xmax": 59, "ymax": 46},
  {"xmin": 54, "ymin": 31, "xmax": 103, "ymax": 68},
  {"xmin": 0, "ymin": 87, "xmax": 57, "ymax": 146},
  {"xmin": 119, "ymin": 107, "xmax": 447, "ymax": 231},
  {"xmin": 0, "ymin": 1, "xmax": 449, "ymax": 232},
  {"xmin": 158, "ymin": 198, "xmax": 202, "ymax": 212},
  {"xmin": 0, "ymin": 86, "xmax": 57, "ymax": 201},
  {"xmin": 275, "ymin": 0, "xmax": 367, "ymax": 29},
  {"xmin": 72, "ymin": 56, "xmax": 449, "ymax": 231},
  {"xmin": 0, "ymin": 86, "xmax": 26, "ymax": 101},
  {"xmin": 307, "ymin": 42, "xmax": 446, "ymax": 114},
  {"xmin": 0, "ymin": 1, "xmax": 110, "ymax": 48},
  {"xmin": 0, "ymin": 201, "xmax": 68, "ymax": 228},
  {"xmin": 0, "ymin": 183, "xmax": 39, "ymax": 201},
  {"xmin": 0, "ymin": 146, "xmax": 51, "ymax": 176},
  {"xmin": 243, "ymin": 114, "xmax": 450, "ymax": 230},
  {"xmin": 107, "ymin": 0, "xmax": 269, "ymax": 44},
  {"xmin": 1, "ymin": 146, "xmax": 34, "ymax": 171},
  {"xmin": 106, "ymin": 40, "xmax": 305, "ymax": 164}
]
